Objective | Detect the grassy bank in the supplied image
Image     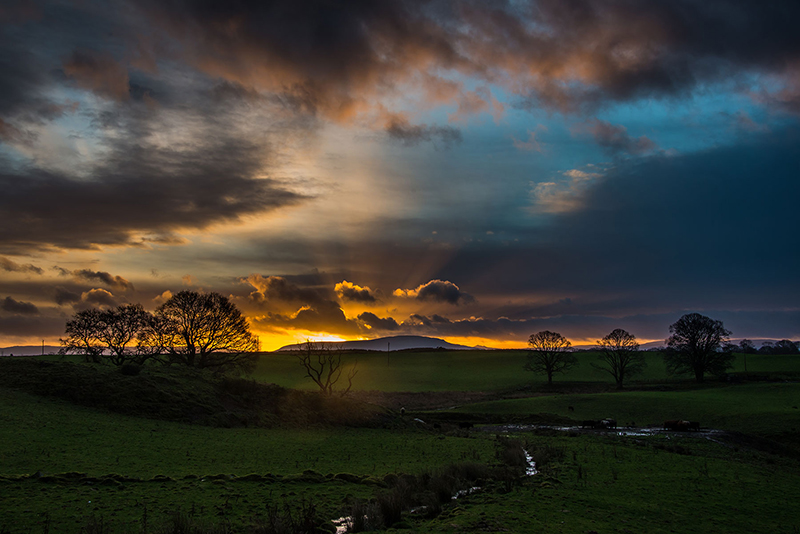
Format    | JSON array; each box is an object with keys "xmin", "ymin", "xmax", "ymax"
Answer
[{"xmin": 251, "ymin": 350, "xmax": 800, "ymax": 392}]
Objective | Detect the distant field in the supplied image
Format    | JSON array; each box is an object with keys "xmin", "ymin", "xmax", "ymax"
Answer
[
  {"xmin": 251, "ymin": 350, "xmax": 800, "ymax": 392},
  {"xmin": 448, "ymin": 382, "xmax": 800, "ymax": 439}
]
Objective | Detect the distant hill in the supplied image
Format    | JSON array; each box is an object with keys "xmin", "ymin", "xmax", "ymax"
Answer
[
  {"xmin": 276, "ymin": 335, "xmax": 479, "ymax": 352},
  {"xmin": 0, "ymin": 345, "xmax": 61, "ymax": 356}
]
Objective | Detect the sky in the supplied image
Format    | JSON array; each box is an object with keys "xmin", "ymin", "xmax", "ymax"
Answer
[{"xmin": 1, "ymin": 0, "xmax": 799, "ymax": 351}]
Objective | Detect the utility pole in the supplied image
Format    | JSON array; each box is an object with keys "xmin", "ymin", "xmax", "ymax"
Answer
[
  {"xmin": 42, "ymin": 340, "xmax": 45, "ymax": 356},
  {"xmin": 387, "ymin": 342, "xmax": 390, "ymax": 366}
]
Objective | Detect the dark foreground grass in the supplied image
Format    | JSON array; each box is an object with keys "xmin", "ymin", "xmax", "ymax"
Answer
[
  {"xmin": 0, "ymin": 387, "xmax": 497, "ymax": 532},
  {"xmin": 422, "ymin": 432, "xmax": 800, "ymax": 534}
]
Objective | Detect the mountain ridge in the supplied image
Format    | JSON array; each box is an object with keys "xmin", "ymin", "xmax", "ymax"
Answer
[{"xmin": 275, "ymin": 335, "xmax": 479, "ymax": 352}]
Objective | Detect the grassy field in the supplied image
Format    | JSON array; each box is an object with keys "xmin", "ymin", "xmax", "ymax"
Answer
[
  {"xmin": 1, "ymin": 352, "xmax": 799, "ymax": 532},
  {"xmin": 448, "ymin": 382, "xmax": 800, "ymax": 442},
  {"xmin": 252, "ymin": 349, "xmax": 800, "ymax": 392},
  {"xmin": 0, "ymin": 387, "xmax": 494, "ymax": 532}
]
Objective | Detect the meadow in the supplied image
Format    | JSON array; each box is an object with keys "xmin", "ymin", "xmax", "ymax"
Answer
[
  {"xmin": 0, "ymin": 350, "xmax": 798, "ymax": 532},
  {"xmin": 252, "ymin": 349, "xmax": 800, "ymax": 391}
]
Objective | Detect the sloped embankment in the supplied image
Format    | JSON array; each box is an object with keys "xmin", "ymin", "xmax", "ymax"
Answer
[{"xmin": 0, "ymin": 357, "xmax": 386, "ymax": 428}]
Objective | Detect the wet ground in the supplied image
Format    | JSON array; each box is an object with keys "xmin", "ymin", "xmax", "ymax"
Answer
[{"xmin": 476, "ymin": 423, "xmax": 726, "ymax": 440}]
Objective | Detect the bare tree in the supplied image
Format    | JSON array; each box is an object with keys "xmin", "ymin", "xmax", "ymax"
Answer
[
  {"xmin": 156, "ymin": 291, "xmax": 260, "ymax": 373},
  {"xmin": 296, "ymin": 341, "xmax": 358, "ymax": 396},
  {"xmin": 59, "ymin": 308, "xmax": 105, "ymax": 362},
  {"xmin": 134, "ymin": 313, "xmax": 174, "ymax": 364},
  {"xmin": 95, "ymin": 304, "xmax": 150, "ymax": 365},
  {"xmin": 524, "ymin": 330, "xmax": 576, "ymax": 385},
  {"xmin": 593, "ymin": 328, "xmax": 644, "ymax": 389},
  {"xmin": 664, "ymin": 313, "xmax": 734, "ymax": 382}
]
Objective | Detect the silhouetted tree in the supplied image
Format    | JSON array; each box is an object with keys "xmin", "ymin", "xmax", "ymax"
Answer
[
  {"xmin": 135, "ymin": 313, "xmax": 174, "ymax": 363},
  {"xmin": 758, "ymin": 341, "xmax": 774, "ymax": 354},
  {"xmin": 738, "ymin": 339, "xmax": 757, "ymax": 354},
  {"xmin": 60, "ymin": 308, "xmax": 105, "ymax": 362},
  {"xmin": 296, "ymin": 341, "xmax": 358, "ymax": 396},
  {"xmin": 60, "ymin": 304, "xmax": 161, "ymax": 365},
  {"xmin": 524, "ymin": 330, "xmax": 576, "ymax": 385},
  {"xmin": 593, "ymin": 328, "xmax": 644, "ymax": 389},
  {"xmin": 772, "ymin": 339, "xmax": 800, "ymax": 354},
  {"xmin": 96, "ymin": 304, "xmax": 150, "ymax": 365},
  {"xmin": 155, "ymin": 290, "xmax": 259, "ymax": 373},
  {"xmin": 664, "ymin": 313, "xmax": 734, "ymax": 382}
]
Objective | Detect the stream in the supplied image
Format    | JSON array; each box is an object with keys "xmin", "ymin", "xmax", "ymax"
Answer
[{"xmin": 331, "ymin": 448, "xmax": 539, "ymax": 533}]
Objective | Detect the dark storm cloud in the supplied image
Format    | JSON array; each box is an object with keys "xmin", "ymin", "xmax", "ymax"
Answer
[
  {"xmin": 136, "ymin": 0, "xmax": 800, "ymax": 116},
  {"xmin": 574, "ymin": 119, "xmax": 657, "ymax": 156},
  {"xmin": 1, "ymin": 296, "xmax": 39, "ymax": 315},
  {"xmin": 65, "ymin": 269, "xmax": 134, "ymax": 291},
  {"xmin": 395, "ymin": 280, "xmax": 475, "ymax": 305},
  {"xmin": 54, "ymin": 287, "xmax": 81, "ymax": 306},
  {"xmin": 80, "ymin": 288, "xmax": 117, "ymax": 307},
  {"xmin": 0, "ymin": 138, "xmax": 306, "ymax": 252},
  {"xmin": 0, "ymin": 257, "xmax": 43, "ymax": 275},
  {"xmin": 357, "ymin": 312, "xmax": 400, "ymax": 332},
  {"xmin": 427, "ymin": 128, "xmax": 800, "ymax": 330},
  {"xmin": 255, "ymin": 300, "xmax": 361, "ymax": 336},
  {"xmin": 0, "ymin": 44, "xmax": 63, "ymax": 128},
  {"xmin": 507, "ymin": 0, "xmax": 800, "ymax": 112},
  {"xmin": 245, "ymin": 275, "xmax": 332, "ymax": 307},
  {"xmin": 385, "ymin": 118, "xmax": 462, "ymax": 148},
  {"xmin": 334, "ymin": 280, "xmax": 378, "ymax": 304}
]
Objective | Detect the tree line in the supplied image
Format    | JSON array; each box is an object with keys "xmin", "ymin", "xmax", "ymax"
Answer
[
  {"xmin": 524, "ymin": 312, "xmax": 789, "ymax": 388},
  {"xmin": 60, "ymin": 290, "xmax": 259, "ymax": 373}
]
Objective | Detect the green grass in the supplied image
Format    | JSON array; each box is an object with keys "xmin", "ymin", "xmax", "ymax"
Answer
[
  {"xmin": 3, "ymin": 352, "xmax": 799, "ymax": 532},
  {"xmin": 252, "ymin": 350, "xmax": 800, "ymax": 392},
  {"xmin": 0, "ymin": 387, "xmax": 495, "ymax": 532},
  {"xmin": 0, "ymin": 388, "xmax": 492, "ymax": 479},
  {"xmin": 448, "ymin": 382, "xmax": 800, "ymax": 440},
  {"xmin": 422, "ymin": 433, "xmax": 800, "ymax": 534}
]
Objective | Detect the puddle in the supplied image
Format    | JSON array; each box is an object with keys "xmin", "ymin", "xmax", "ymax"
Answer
[{"xmin": 479, "ymin": 424, "xmax": 723, "ymax": 439}]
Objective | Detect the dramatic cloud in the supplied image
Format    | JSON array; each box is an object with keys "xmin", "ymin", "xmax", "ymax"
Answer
[
  {"xmin": 80, "ymin": 288, "xmax": 117, "ymax": 307},
  {"xmin": 335, "ymin": 280, "xmax": 378, "ymax": 304},
  {"xmin": 0, "ymin": 139, "xmax": 306, "ymax": 252},
  {"xmin": 69, "ymin": 269, "xmax": 134, "ymax": 291},
  {"xmin": 139, "ymin": 0, "xmax": 800, "ymax": 117},
  {"xmin": 1, "ymin": 0, "xmax": 798, "ymax": 348},
  {"xmin": 1, "ymin": 296, "xmax": 39, "ymax": 315},
  {"xmin": 0, "ymin": 257, "xmax": 43, "ymax": 275},
  {"xmin": 246, "ymin": 275, "xmax": 329, "ymax": 307},
  {"xmin": 574, "ymin": 119, "xmax": 657, "ymax": 156},
  {"xmin": 54, "ymin": 287, "xmax": 81, "ymax": 306},
  {"xmin": 357, "ymin": 312, "xmax": 400, "ymax": 332},
  {"xmin": 394, "ymin": 279, "xmax": 474, "ymax": 305},
  {"xmin": 255, "ymin": 300, "xmax": 361, "ymax": 336}
]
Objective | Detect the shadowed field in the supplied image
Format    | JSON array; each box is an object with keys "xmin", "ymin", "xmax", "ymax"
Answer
[{"xmin": 0, "ymin": 353, "xmax": 798, "ymax": 532}]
